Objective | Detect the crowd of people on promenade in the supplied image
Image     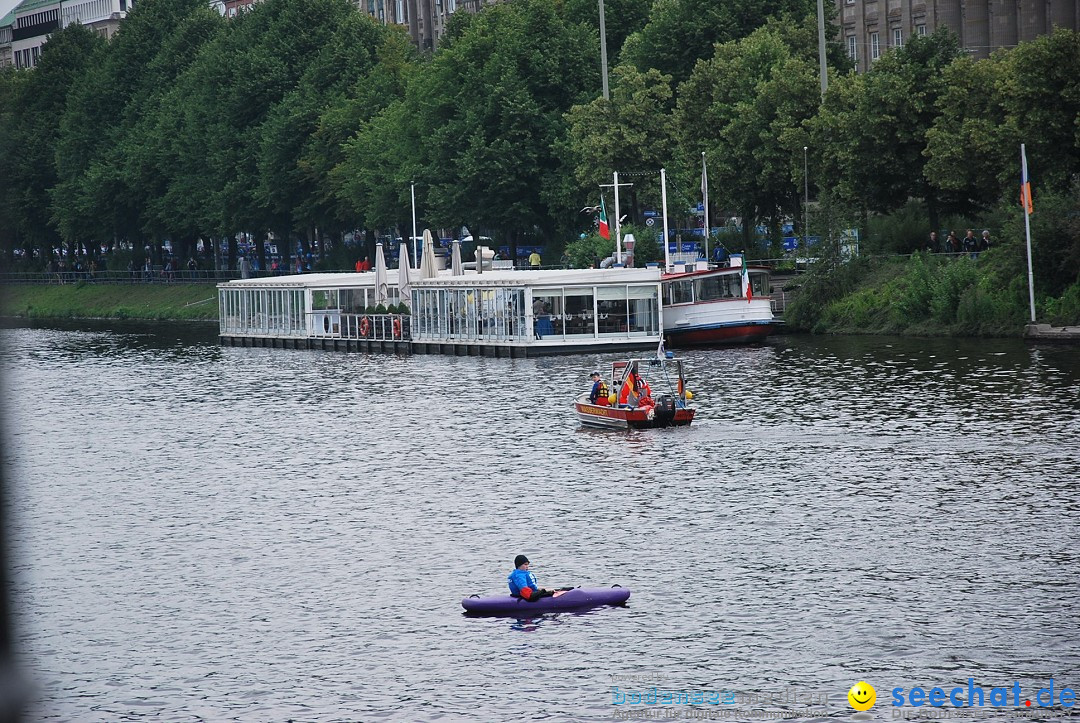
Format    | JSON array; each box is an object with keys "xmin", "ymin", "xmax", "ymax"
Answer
[{"xmin": 924, "ymin": 228, "xmax": 992, "ymax": 257}]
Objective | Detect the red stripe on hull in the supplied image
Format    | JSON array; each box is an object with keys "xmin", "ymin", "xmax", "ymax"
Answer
[
  {"xmin": 665, "ymin": 324, "xmax": 773, "ymax": 347},
  {"xmin": 575, "ymin": 403, "xmax": 695, "ymax": 429}
]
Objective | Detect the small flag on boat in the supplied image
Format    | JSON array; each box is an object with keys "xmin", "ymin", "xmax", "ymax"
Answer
[
  {"xmin": 1020, "ymin": 146, "xmax": 1034, "ymax": 215},
  {"xmin": 742, "ymin": 257, "xmax": 752, "ymax": 303},
  {"xmin": 599, "ymin": 197, "xmax": 611, "ymax": 240}
]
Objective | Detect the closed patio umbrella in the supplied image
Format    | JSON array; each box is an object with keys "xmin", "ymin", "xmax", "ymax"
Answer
[
  {"xmin": 451, "ymin": 238, "xmax": 463, "ymax": 276},
  {"xmin": 420, "ymin": 229, "xmax": 438, "ymax": 279},
  {"xmin": 374, "ymin": 241, "xmax": 388, "ymax": 306},
  {"xmin": 397, "ymin": 241, "xmax": 412, "ymax": 310}
]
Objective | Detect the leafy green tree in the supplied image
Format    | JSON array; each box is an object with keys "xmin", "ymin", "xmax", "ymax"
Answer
[
  {"xmin": 564, "ymin": 0, "xmax": 650, "ymax": 69},
  {"xmin": 621, "ymin": 0, "xmax": 816, "ymax": 83},
  {"xmin": 52, "ymin": 0, "xmax": 216, "ymax": 256},
  {"xmin": 565, "ymin": 65, "xmax": 676, "ymax": 223},
  {"xmin": 408, "ymin": 0, "xmax": 598, "ymax": 254},
  {"xmin": 5, "ymin": 25, "xmax": 104, "ymax": 262},
  {"xmin": 315, "ymin": 27, "xmax": 419, "ymax": 241},
  {"xmin": 675, "ymin": 18, "xmax": 821, "ymax": 253},
  {"xmin": 811, "ymin": 29, "xmax": 963, "ymax": 240},
  {"xmin": 255, "ymin": 10, "xmax": 385, "ymax": 247},
  {"xmin": 926, "ymin": 28, "xmax": 1080, "ymax": 213}
]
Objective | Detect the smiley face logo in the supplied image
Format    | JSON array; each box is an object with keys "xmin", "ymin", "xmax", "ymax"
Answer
[{"xmin": 848, "ymin": 681, "xmax": 876, "ymax": 711}]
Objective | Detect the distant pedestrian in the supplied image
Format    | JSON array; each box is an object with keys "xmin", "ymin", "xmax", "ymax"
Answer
[
  {"xmin": 239, "ymin": 255, "xmax": 251, "ymax": 280},
  {"xmin": 528, "ymin": 250, "xmax": 541, "ymax": 269},
  {"xmin": 947, "ymin": 231, "xmax": 961, "ymax": 254},
  {"xmin": 978, "ymin": 230, "xmax": 991, "ymax": 252},
  {"xmin": 926, "ymin": 231, "xmax": 939, "ymax": 253}
]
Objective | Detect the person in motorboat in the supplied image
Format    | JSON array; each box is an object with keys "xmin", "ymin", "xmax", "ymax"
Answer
[
  {"xmin": 588, "ymin": 371, "xmax": 609, "ymax": 405},
  {"xmin": 508, "ymin": 555, "xmax": 569, "ymax": 601},
  {"xmin": 618, "ymin": 368, "xmax": 652, "ymax": 408}
]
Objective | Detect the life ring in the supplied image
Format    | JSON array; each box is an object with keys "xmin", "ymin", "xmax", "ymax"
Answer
[
  {"xmin": 392, "ymin": 317, "xmax": 402, "ymax": 339},
  {"xmin": 359, "ymin": 316, "xmax": 370, "ymax": 338}
]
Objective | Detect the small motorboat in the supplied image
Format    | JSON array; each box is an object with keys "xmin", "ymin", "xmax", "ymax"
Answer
[
  {"xmin": 461, "ymin": 586, "xmax": 630, "ymax": 615},
  {"xmin": 574, "ymin": 353, "xmax": 695, "ymax": 429}
]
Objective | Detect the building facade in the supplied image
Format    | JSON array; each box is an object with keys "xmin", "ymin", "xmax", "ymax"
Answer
[
  {"xmin": 0, "ymin": 10, "xmax": 14, "ymax": 67},
  {"xmin": 2, "ymin": 0, "xmax": 133, "ymax": 69},
  {"xmin": 838, "ymin": 0, "xmax": 1080, "ymax": 70},
  {"xmin": 358, "ymin": 0, "xmax": 494, "ymax": 52}
]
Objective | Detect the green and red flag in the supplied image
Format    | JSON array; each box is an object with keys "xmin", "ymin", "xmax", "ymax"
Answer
[
  {"xmin": 741, "ymin": 257, "xmax": 753, "ymax": 303},
  {"xmin": 598, "ymin": 197, "xmax": 610, "ymax": 240}
]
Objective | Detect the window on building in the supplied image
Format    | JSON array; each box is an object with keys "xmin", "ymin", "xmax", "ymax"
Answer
[
  {"xmin": 847, "ymin": 35, "xmax": 857, "ymax": 59},
  {"xmin": 870, "ymin": 32, "xmax": 880, "ymax": 60},
  {"xmin": 916, "ymin": 24, "xmax": 926, "ymax": 36},
  {"xmin": 893, "ymin": 28, "xmax": 903, "ymax": 48}
]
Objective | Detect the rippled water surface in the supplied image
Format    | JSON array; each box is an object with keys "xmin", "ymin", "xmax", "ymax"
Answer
[{"xmin": 3, "ymin": 321, "xmax": 1079, "ymax": 721}]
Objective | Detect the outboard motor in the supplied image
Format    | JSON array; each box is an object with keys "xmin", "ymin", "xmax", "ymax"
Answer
[{"xmin": 653, "ymin": 394, "xmax": 677, "ymax": 426}]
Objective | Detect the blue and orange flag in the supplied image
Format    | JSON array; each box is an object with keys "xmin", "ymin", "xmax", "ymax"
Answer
[{"xmin": 1020, "ymin": 145, "xmax": 1034, "ymax": 215}]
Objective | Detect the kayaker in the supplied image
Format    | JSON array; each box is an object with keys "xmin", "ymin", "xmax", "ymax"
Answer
[
  {"xmin": 588, "ymin": 371, "xmax": 609, "ymax": 405},
  {"xmin": 508, "ymin": 555, "xmax": 568, "ymax": 601}
]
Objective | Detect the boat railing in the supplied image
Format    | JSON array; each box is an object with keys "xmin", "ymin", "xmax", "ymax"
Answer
[{"xmin": 338, "ymin": 313, "xmax": 411, "ymax": 341}]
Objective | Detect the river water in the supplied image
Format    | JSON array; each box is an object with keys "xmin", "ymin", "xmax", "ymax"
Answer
[{"xmin": 2, "ymin": 321, "xmax": 1079, "ymax": 721}]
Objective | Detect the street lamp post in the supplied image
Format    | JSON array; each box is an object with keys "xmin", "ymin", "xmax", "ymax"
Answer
[
  {"xmin": 803, "ymin": 146, "xmax": 809, "ymax": 270},
  {"xmin": 598, "ymin": 0, "xmax": 609, "ymax": 100}
]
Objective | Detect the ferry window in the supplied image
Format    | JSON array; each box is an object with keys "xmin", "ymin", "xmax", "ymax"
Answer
[
  {"xmin": 751, "ymin": 272, "xmax": 770, "ymax": 299},
  {"xmin": 344, "ymin": 289, "xmax": 365, "ymax": 313},
  {"xmin": 669, "ymin": 280, "xmax": 693, "ymax": 304},
  {"xmin": 563, "ymin": 287, "xmax": 594, "ymax": 337},
  {"xmin": 628, "ymin": 285, "xmax": 659, "ymax": 335},
  {"xmin": 531, "ymin": 292, "xmax": 561, "ymax": 338},
  {"xmin": 695, "ymin": 276, "xmax": 726, "ymax": 301},
  {"xmin": 311, "ymin": 289, "xmax": 338, "ymax": 310}
]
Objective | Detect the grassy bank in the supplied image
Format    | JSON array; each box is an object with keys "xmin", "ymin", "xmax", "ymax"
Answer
[
  {"xmin": 1, "ymin": 283, "xmax": 219, "ymax": 321},
  {"xmin": 785, "ymin": 252, "xmax": 1080, "ymax": 336}
]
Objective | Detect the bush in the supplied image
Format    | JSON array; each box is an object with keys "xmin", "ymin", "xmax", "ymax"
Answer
[
  {"xmin": 929, "ymin": 257, "xmax": 979, "ymax": 323},
  {"xmin": 1044, "ymin": 282, "xmax": 1080, "ymax": 325},
  {"xmin": 890, "ymin": 252, "xmax": 935, "ymax": 326}
]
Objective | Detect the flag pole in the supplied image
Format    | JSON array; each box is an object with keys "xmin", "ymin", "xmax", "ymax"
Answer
[
  {"xmin": 410, "ymin": 182, "xmax": 418, "ymax": 268},
  {"xmin": 1021, "ymin": 144, "xmax": 1036, "ymax": 323},
  {"xmin": 661, "ymin": 168, "xmax": 670, "ymax": 271},
  {"xmin": 701, "ymin": 152, "xmax": 709, "ymax": 262},
  {"xmin": 614, "ymin": 170, "xmax": 622, "ymax": 265}
]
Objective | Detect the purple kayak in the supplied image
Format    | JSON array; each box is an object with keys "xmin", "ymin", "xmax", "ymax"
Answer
[{"xmin": 461, "ymin": 586, "xmax": 630, "ymax": 615}]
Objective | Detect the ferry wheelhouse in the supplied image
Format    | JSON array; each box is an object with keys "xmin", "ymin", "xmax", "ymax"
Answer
[{"xmin": 661, "ymin": 255, "xmax": 774, "ymax": 347}]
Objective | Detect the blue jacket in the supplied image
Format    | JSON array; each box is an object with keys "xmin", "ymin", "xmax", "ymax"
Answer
[{"xmin": 508, "ymin": 568, "xmax": 538, "ymax": 597}]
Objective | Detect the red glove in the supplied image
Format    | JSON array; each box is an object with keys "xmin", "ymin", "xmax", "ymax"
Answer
[{"xmin": 519, "ymin": 587, "xmax": 533, "ymax": 600}]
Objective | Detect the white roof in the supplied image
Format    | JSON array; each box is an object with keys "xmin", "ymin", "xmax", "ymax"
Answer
[
  {"xmin": 413, "ymin": 267, "xmax": 660, "ymax": 288},
  {"xmin": 219, "ymin": 267, "xmax": 662, "ymax": 290}
]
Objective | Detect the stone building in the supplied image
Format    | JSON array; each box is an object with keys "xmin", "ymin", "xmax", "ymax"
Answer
[{"xmin": 837, "ymin": 0, "xmax": 1080, "ymax": 70}]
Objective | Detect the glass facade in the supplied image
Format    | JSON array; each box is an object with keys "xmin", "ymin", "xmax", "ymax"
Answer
[
  {"xmin": 411, "ymin": 282, "xmax": 659, "ymax": 342},
  {"xmin": 220, "ymin": 277, "xmax": 662, "ymax": 347},
  {"xmin": 220, "ymin": 287, "xmax": 307, "ymax": 336}
]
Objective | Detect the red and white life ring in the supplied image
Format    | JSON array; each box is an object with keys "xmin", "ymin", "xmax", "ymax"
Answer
[
  {"xmin": 392, "ymin": 317, "xmax": 402, "ymax": 339},
  {"xmin": 359, "ymin": 316, "xmax": 370, "ymax": 338}
]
